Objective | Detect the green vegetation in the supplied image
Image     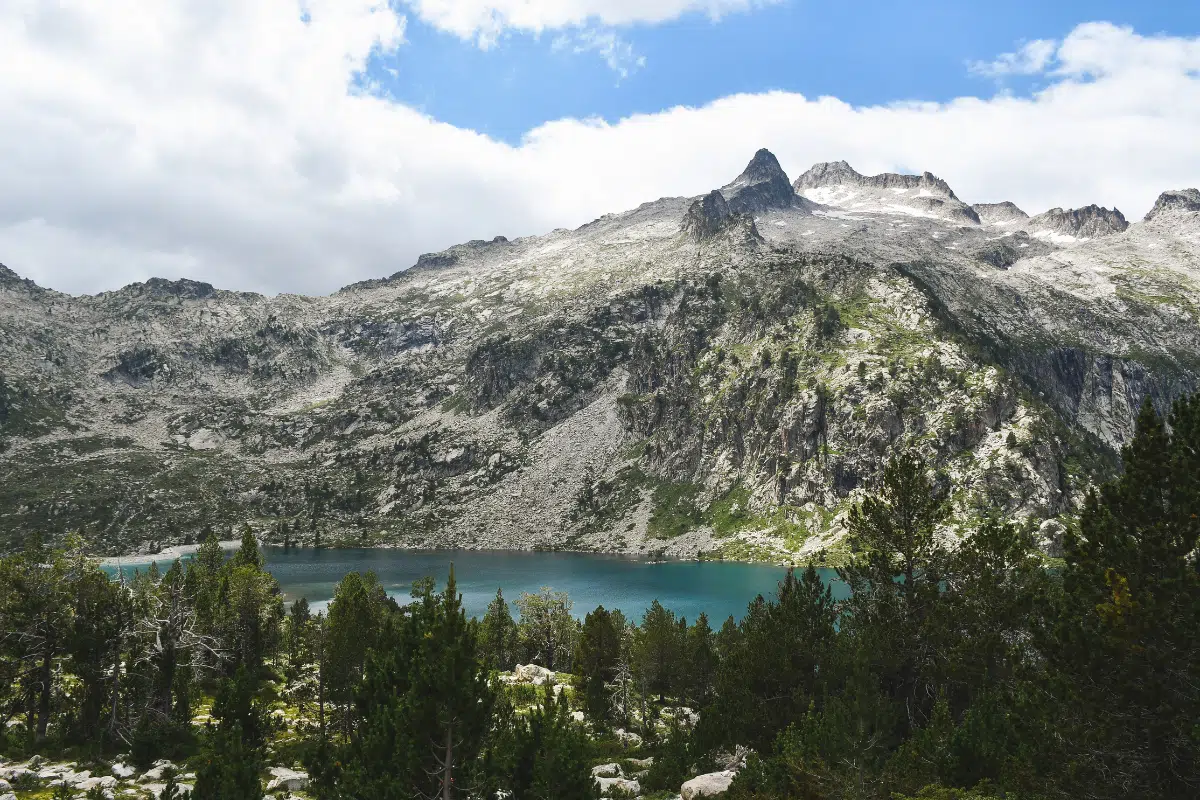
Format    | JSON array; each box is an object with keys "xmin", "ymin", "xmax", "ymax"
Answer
[{"xmin": 2, "ymin": 394, "xmax": 1198, "ymax": 799}]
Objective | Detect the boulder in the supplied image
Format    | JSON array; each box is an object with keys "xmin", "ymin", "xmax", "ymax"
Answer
[
  {"xmin": 590, "ymin": 763, "xmax": 622, "ymax": 778},
  {"xmin": 111, "ymin": 762, "xmax": 136, "ymax": 779},
  {"xmin": 1, "ymin": 792, "xmax": 15, "ymax": 800},
  {"xmin": 613, "ymin": 728, "xmax": 643, "ymax": 747},
  {"xmin": 681, "ymin": 770, "xmax": 736, "ymax": 799},
  {"xmin": 0, "ymin": 780, "xmax": 9, "ymax": 792},
  {"xmin": 139, "ymin": 761, "xmax": 177, "ymax": 783},
  {"xmin": 513, "ymin": 663, "xmax": 556, "ymax": 685},
  {"xmin": 1037, "ymin": 519, "xmax": 1066, "ymax": 558},
  {"xmin": 595, "ymin": 776, "xmax": 641, "ymax": 796},
  {"xmin": 266, "ymin": 767, "xmax": 309, "ymax": 793}
]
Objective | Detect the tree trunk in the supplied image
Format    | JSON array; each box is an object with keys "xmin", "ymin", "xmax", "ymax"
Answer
[
  {"xmin": 318, "ymin": 659, "xmax": 326, "ymax": 742},
  {"xmin": 441, "ymin": 724, "xmax": 455, "ymax": 800},
  {"xmin": 35, "ymin": 641, "xmax": 53, "ymax": 741}
]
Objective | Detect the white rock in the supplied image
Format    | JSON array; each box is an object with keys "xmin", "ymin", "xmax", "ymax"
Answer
[
  {"xmin": 111, "ymin": 763, "xmax": 136, "ymax": 779},
  {"xmin": 0, "ymin": 780, "xmax": 9, "ymax": 792},
  {"xmin": 266, "ymin": 766, "xmax": 309, "ymax": 792},
  {"xmin": 681, "ymin": 770, "xmax": 736, "ymax": 799},
  {"xmin": 590, "ymin": 763, "xmax": 622, "ymax": 778},
  {"xmin": 596, "ymin": 776, "xmax": 640, "ymax": 796},
  {"xmin": 513, "ymin": 663, "xmax": 556, "ymax": 684},
  {"xmin": 1, "ymin": 791, "xmax": 15, "ymax": 800},
  {"xmin": 613, "ymin": 728, "xmax": 643, "ymax": 747}
]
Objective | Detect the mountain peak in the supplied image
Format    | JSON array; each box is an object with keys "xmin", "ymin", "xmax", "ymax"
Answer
[
  {"xmin": 720, "ymin": 148, "xmax": 797, "ymax": 214},
  {"xmin": 793, "ymin": 161, "xmax": 961, "ymax": 201},
  {"xmin": 1143, "ymin": 188, "xmax": 1200, "ymax": 222},
  {"xmin": 972, "ymin": 201, "xmax": 1030, "ymax": 227},
  {"xmin": 1029, "ymin": 205, "xmax": 1128, "ymax": 239},
  {"xmin": 727, "ymin": 148, "xmax": 789, "ymax": 188}
]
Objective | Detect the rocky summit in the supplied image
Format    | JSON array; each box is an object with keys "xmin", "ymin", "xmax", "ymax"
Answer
[{"xmin": 2, "ymin": 150, "xmax": 1199, "ymax": 561}]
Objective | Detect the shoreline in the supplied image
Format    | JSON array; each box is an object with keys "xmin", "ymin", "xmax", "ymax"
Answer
[
  {"xmin": 96, "ymin": 540, "xmax": 817, "ymax": 569},
  {"xmin": 97, "ymin": 539, "xmax": 241, "ymax": 567}
]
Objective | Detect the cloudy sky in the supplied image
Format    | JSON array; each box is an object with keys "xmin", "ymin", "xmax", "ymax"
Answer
[{"xmin": 2, "ymin": 1, "xmax": 1198, "ymax": 296}]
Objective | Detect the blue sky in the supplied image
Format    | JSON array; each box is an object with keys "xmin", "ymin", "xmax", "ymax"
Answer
[{"xmin": 373, "ymin": 1, "xmax": 1200, "ymax": 143}]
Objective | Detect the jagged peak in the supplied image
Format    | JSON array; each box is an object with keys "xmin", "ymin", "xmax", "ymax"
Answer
[
  {"xmin": 793, "ymin": 161, "xmax": 960, "ymax": 200},
  {"xmin": 720, "ymin": 148, "xmax": 798, "ymax": 215},
  {"xmin": 1029, "ymin": 204, "xmax": 1128, "ymax": 238},
  {"xmin": 1144, "ymin": 188, "xmax": 1200, "ymax": 222},
  {"xmin": 0, "ymin": 262, "xmax": 45, "ymax": 293},
  {"xmin": 724, "ymin": 148, "xmax": 790, "ymax": 191},
  {"xmin": 112, "ymin": 277, "xmax": 218, "ymax": 299}
]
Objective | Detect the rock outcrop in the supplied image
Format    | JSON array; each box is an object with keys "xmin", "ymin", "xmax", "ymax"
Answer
[
  {"xmin": 1143, "ymin": 188, "xmax": 1200, "ymax": 221},
  {"xmin": 793, "ymin": 161, "xmax": 980, "ymax": 224},
  {"xmin": 972, "ymin": 201, "xmax": 1030, "ymax": 227},
  {"xmin": 682, "ymin": 770, "xmax": 737, "ymax": 799},
  {"xmin": 1029, "ymin": 204, "xmax": 1128, "ymax": 239}
]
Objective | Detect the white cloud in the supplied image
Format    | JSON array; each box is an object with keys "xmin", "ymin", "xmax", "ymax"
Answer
[
  {"xmin": 1, "ymin": 13, "xmax": 1199, "ymax": 296},
  {"xmin": 969, "ymin": 38, "xmax": 1058, "ymax": 77},
  {"xmin": 554, "ymin": 29, "xmax": 646, "ymax": 79},
  {"xmin": 403, "ymin": 0, "xmax": 778, "ymax": 46}
]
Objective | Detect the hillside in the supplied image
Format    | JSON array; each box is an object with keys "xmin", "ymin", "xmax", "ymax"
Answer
[{"xmin": 2, "ymin": 149, "xmax": 1199, "ymax": 559}]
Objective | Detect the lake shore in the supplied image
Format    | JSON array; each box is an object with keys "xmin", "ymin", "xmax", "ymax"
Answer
[{"xmin": 97, "ymin": 539, "xmax": 240, "ymax": 566}]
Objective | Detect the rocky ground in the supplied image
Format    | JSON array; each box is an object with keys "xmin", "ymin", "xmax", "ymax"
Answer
[{"xmin": 2, "ymin": 149, "xmax": 1198, "ymax": 562}]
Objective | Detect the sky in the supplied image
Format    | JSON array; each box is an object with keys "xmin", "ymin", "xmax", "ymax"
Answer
[{"xmin": 1, "ymin": 1, "xmax": 1199, "ymax": 296}]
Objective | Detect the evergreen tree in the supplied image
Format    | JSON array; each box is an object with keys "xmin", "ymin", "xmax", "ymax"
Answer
[
  {"xmin": 508, "ymin": 686, "xmax": 599, "ymax": 800},
  {"xmin": 324, "ymin": 571, "xmax": 389, "ymax": 736},
  {"xmin": 479, "ymin": 588, "xmax": 519, "ymax": 672},
  {"xmin": 1051, "ymin": 397, "xmax": 1200, "ymax": 798},
  {"xmin": 700, "ymin": 568, "xmax": 837, "ymax": 753},
  {"xmin": 192, "ymin": 667, "xmax": 265, "ymax": 800},
  {"xmin": 633, "ymin": 599, "xmax": 683, "ymax": 702},
  {"xmin": 686, "ymin": 612, "xmax": 717, "ymax": 707},
  {"xmin": 336, "ymin": 568, "xmax": 494, "ymax": 799},
  {"xmin": 574, "ymin": 605, "xmax": 621, "ymax": 725}
]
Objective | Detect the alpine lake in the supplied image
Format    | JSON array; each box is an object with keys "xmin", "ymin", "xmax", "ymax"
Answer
[{"xmin": 104, "ymin": 547, "xmax": 850, "ymax": 622}]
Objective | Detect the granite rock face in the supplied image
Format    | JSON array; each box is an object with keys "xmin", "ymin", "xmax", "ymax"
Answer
[
  {"xmin": 1028, "ymin": 204, "xmax": 1129, "ymax": 239},
  {"xmin": 1, "ymin": 151, "xmax": 1198, "ymax": 562}
]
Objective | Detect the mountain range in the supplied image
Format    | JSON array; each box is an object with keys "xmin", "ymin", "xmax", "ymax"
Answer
[{"xmin": 2, "ymin": 149, "xmax": 1198, "ymax": 561}]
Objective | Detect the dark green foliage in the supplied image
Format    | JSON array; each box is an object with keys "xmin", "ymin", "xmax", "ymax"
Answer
[
  {"xmin": 159, "ymin": 766, "xmax": 193, "ymax": 800},
  {"xmin": 479, "ymin": 588, "xmax": 519, "ymax": 671},
  {"xmin": 575, "ymin": 605, "xmax": 622, "ymax": 726},
  {"xmin": 642, "ymin": 720, "xmax": 697, "ymax": 792},
  {"xmin": 633, "ymin": 600, "xmax": 684, "ymax": 703},
  {"xmin": 507, "ymin": 686, "xmax": 599, "ymax": 800},
  {"xmin": 700, "ymin": 567, "xmax": 836, "ymax": 754},
  {"xmin": 1049, "ymin": 397, "xmax": 1200, "ymax": 798},
  {"xmin": 332, "ymin": 568, "xmax": 495, "ymax": 799},
  {"xmin": 193, "ymin": 668, "xmax": 267, "ymax": 800}
]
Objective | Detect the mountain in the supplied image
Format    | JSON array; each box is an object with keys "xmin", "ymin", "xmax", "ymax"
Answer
[
  {"xmin": 1027, "ymin": 204, "xmax": 1129, "ymax": 241},
  {"xmin": 2, "ymin": 151, "xmax": 1199, "ymax": 562},
  {"xmin": 793, "ymin": 160, "xmax": 981, "ymax": 224}
]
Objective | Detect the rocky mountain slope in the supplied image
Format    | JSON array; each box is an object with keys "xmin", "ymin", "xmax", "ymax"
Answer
[{"xmin": 2, "ymin": 150, "xmax": 1199, "ymax": 561}]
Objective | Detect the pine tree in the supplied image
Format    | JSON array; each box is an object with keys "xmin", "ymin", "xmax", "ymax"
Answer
[
  {"xmin": 337, "ymin": 567, "xmax": 495, "ymax": 799},
  {"xmin": 1051, "ymin": 397, "xmax": 1200, "ymax": 798},
  {"xmin": 479, "ymin": 588, "xmax": 519, "ymax": 671},
  {"xmin": 574, "ymin": 605, "xmax": 621, "ymax": 726},
  {"xmin": 192, "ymin": 667, "xmax": 265, "ymax": 800},
  {"xmin": 509, "ymin": 686, "xmax": 599, "ymax": 800}
]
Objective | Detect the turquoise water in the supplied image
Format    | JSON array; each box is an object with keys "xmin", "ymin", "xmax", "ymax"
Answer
[{"xmin": 105, "ymin": 547, "xmax": 849, "ymax": 622}]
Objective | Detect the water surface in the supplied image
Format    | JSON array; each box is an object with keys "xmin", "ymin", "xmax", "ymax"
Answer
[{"xmin": 107, "ymin": 547, "xmax": 849, "ymax": 622}]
